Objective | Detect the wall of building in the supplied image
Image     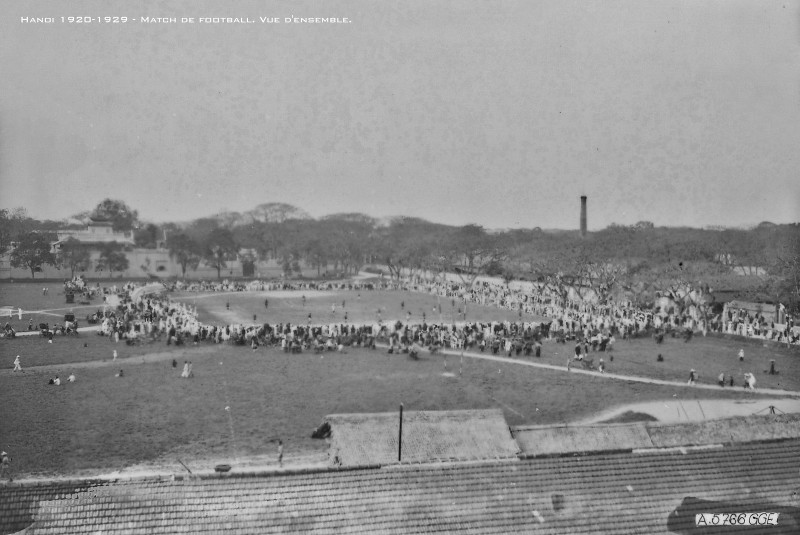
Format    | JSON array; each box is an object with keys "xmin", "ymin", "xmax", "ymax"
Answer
[{"xmin": 0, "ymin": 250, "xmax": 321, "ymax": 281}]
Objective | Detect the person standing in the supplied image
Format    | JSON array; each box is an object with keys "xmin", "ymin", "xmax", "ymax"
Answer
[
  {"xmin": 688, "ymin": 369, "xmax": 696, "ymax": 385},
  {"xmin": 738, "ymin": 348, "xmax": 745, "ymax": 361},
  {"xmin": 718, "ymin": 372, "xmax": 725, "ymax": 387},
  {"xmin": 1, "ymin": 451, "xmax": 12, "ymax": 482},
  {"xmin": 277, "ymin": 440, "xmax": 284, "ymax": 467},
  {"xmin": 12, "ymin": 355, "xmax": 22, "ymax": 372}
]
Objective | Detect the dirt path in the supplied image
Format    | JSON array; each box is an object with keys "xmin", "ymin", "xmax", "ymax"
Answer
[
  {"xmin": 574, "ymin": 398, "xmax": 800, "ymax": 424},
  {"xmin": 407, "ymin": 345, "xmax": 800, "ymax": 398},
  {"xmin": 3, "ymin": 345, "xmax": 220, "ymax": 373},
  {"xmin": 14, "ymin": 325, "xmax": 101, "ymax": 337}
]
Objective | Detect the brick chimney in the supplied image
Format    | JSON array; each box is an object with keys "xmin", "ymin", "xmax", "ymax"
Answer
[{"xmin": 580, "ymin": 196, "xmax": 587, "ymax": 237}]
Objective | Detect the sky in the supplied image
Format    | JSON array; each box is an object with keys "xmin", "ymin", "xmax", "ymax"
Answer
[{"xmin": 0, "ymin": 0, "xmax": 798, "ymax": 230}]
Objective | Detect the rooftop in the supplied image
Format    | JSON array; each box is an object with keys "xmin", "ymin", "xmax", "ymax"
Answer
[{"xmin": 1, "ymin": 438, "xmax": 799, "ymax": 533}]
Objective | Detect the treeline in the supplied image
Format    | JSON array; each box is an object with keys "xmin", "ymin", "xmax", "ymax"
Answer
[{"xmin": 1, "ymin": 201, "xmax": 798, "ymax": 312}]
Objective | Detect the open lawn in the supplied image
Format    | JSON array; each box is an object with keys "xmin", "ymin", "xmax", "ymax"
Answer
[
  {"xmin": 499, "ymin": 333, "xmax": 800, "ymax": 391},
  {"xmin": 0, "ymin": 331, "xmax": 189, "ymax": 368},
  {"xmin": 1, "ymin": 282, "xmax": 107, "ymax": 330},
  {"xmin": 0, "ymin": 345, "xmax": 774, "ymax": 478}
]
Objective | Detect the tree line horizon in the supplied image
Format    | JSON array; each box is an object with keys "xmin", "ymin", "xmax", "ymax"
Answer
[{"xmin": 1, "ymin": 199, "xmax": 798, "ymax": 313}]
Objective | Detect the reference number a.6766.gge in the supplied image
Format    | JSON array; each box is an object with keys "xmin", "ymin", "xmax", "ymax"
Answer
[{"xmin": 695, "ymin": 512, "xmax": 780, "ymax": 527}]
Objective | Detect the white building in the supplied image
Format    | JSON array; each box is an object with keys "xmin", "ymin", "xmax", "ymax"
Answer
[{"xmin": 53, "ymin": 216, "xmax": 135, "ymax": 249}]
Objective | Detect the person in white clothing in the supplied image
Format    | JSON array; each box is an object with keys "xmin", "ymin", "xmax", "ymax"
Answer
[{"xmin": 13, "ymin": 355, "xmax": 22, "ymax": 372}]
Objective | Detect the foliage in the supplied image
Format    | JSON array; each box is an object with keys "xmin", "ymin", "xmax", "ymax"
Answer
[
  {"xmin": 767, "ymin": 229, "xmax": 800, "ymax": 313},
  {"xmin": 134, "ymin": 223, "xmax": 161, "ymax": 248},
  {"xmin": 0, "ymin": 208, "xmax": 30, "ymax": 255},
  {"xmin": 167, "ymin": 232, "xmax": 201, "ymax": 277},
  {"xmin": 92, "ymin": 199, "xmax": 139, "ymax": 231},
  {"xmin": 9, "ymin": 231, "xmax": 57, "ymax": 278},
  {"xmin": 95, "ymin": 242, "xmax": 129, "ymax": 277},
  {"xmin": 202, "ymin": 227, "xmax": 238, "ymax": 279},
  {"xmin": 59, "ymin": 237, "xmax": 92, "ymax": 278}
]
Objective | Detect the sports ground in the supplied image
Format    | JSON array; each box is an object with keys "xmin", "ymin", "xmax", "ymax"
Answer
[{"xmin": 1, "ymin": 281, "xmax": 799, "ymax": 479}]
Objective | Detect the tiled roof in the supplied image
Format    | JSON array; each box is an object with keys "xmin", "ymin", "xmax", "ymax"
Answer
[
  {"xmin": 2, "ymin": 439, "xmax": 799, "ymax": 534},
  {"xmin": 327, "ymin": 409, "xmax": 519, "ymax": 467}
]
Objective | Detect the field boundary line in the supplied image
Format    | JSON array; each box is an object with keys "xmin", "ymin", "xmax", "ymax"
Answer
[{"xmin": 392, "ymin": 345, "xmax": 800, "ymax": 398}]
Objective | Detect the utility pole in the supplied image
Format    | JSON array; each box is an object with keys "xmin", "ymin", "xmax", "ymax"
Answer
[{"xmin": 398, "ymin": 403, "xmax": 404, "ymax": 462}]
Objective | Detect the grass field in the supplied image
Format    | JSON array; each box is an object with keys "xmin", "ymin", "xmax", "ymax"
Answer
[
  {"xmin": 178, "ymin": 289, "xmax": 547, "ymax": 326},
  {"xmin": 0, "ymin": 344, "xmax": 772, "ymax": 477},
  {"xmin": 482, "ymin": 333, "xmax": 800, "ymax": 392},
  {"xmin": 1, "ymin": 283, "xmax": 799, "ymax": 478},
  {"xmin": 1, "ymin": 282, "xmax": 108, "ymax": 330}
]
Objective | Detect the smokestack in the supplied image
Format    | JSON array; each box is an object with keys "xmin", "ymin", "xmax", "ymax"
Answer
[{"xmin": 580, "ymin": 195, "xmax": 587, "ymax": 237}]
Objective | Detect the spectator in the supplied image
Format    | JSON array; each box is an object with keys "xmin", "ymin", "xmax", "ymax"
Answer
[{"xmin": 1, "ymin": 451, "xmax": 12, "ymax": 482}]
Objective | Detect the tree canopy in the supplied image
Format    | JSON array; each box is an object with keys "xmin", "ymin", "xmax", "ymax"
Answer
[{"xmin": 10, "ymin": 231, "xmax": 56, "ymax": 278}]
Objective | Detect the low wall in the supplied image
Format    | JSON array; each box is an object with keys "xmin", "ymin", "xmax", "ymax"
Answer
[{"xmin": 513, "ymin": 413, "xmax": 800, "ymax": 457}]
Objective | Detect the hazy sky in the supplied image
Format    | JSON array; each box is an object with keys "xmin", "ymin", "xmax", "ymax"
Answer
[{"xmin": 1, "ymin": 0, "xmax": 798, "ymax": 229}]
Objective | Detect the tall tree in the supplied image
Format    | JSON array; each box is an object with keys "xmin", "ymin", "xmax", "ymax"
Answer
[
  {"xmin": 95, "ymin": 243, "xmax": 129, "ymax": 278},
  {"xmin": 167, "ymin": 232, "xmax": 201, "ymax": 277},
  {"xmin": 768, "ymin": 231, "xmax": 800, "ymax": 313},
  {"xmin": 134, "ymin": 223, "xmax": 161, "ymax": 248},
  {"xmin": 92, "ymin": 199, "xmax": 138, "ymax": 231},
  {"xmin": 58, "ymin": 238, "xmax": 92, "ymax": 278},
  {"xmin": 10, "ymin": 231, "xmax": 56, "ymax": 278},
  {"xmin": 203, "ymin": 228, "xmax": 238, "ymax": 279},
  {"xmin": 0, "ymin": 208, "xmax": 29, "ymax": 255}
]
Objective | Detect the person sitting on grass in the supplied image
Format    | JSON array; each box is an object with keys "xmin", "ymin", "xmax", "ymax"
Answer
[{"xmin": 53, "ymin": 375, "xmax": 61, "ymax": 386}]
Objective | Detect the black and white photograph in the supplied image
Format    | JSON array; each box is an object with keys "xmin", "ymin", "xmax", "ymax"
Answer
[{"xmin": 1, "ymin": 0, "xmax": 799, "ymax": 532}]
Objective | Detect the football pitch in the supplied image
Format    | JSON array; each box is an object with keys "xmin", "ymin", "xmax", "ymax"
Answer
[{"xmin": 1, "ymin": 283, "xmax": 798, "ymax": 478}]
